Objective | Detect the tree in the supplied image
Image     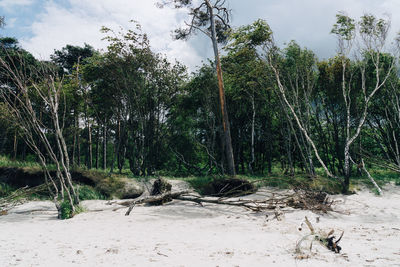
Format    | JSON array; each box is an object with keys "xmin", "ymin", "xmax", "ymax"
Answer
[
  {"xmin": 160, "ymin": 0, "xmax": 236, "ymax": 176},
  {"xmin": 51, "ymin": 44, "xmax": 96, "ymax": 168},
  {"xmin": 224, "ymin": 24, "xmax": 275, "ymax": 174},
  {"xmin": 331, "ymin": 13, "xmax": 397, "ymax": 191},
  {"xmin": 85, "ymin": 23, "xmax": 186, "ymax": 176},
  {"xmin": 0, "ymin": 16, "xmax": 5, "ymax": 29},
  {"xmin": 0, "ymin": 45, "xmax": 79, "ymax": 217}
]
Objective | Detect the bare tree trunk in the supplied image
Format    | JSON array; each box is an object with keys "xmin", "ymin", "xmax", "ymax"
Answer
[
  {"xmin": 206, "ymin": 0, "xmax": 235, "ymax": 176},
  {"xmin": 77, "ymin": 128, "xmax": 81, "ymax": 167},
  {"xmin": 72, "ymin": 111, "xmax": 77, "ymax": 166},
  {"xmin": 269, "ymin": 59, "xmax": 338, "ymax": 181},
  {"xmin": 0, "ymin": 54, "xmax": 79, "ymax": 217},
  {"xmin": 249, "ymin": 93, "xmax": 256, "ymax": 174},
  {"xmin": 12, "ymin": 129, "xmax": 17, "ymax": 160},
  {"xmin": 88, "ymin": 121, "xmax": 92, "ymax": 169},
  {"xmin": 96, "ymin": 125, "xmax": 100, "ymax": 169},
  {"xmin": 103, "ymin": 124, "xmax": 107, "ymax": 169}
]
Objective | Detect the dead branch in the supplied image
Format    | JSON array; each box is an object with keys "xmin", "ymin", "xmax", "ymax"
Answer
[
  {"xmin": 0, "ymin": 184, "xmax": 48, "ymax": 214},
  {"xmin": 296, "ymin": 216, "xmax": 344, "ymax": 257},
  {"xmin": 119, "ymin": 186, "xmax": 337, "ymax": 216},
  {"xmin": 123, "ymin": 190, "xmax": 192, "ymax": 215}
]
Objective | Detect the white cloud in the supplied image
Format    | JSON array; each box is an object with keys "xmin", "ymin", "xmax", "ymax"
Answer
[
  {"xmin": 231, "ymin": 0, "xmax": 400, "ymax": 60},
  {"xmin": 0, "ymin": 0, "xmax": 33, "ymax": 9},
  {"xmin": 18, "ymin": 0, "xmax": 400, "ymax": 70},
  {"xmin": 20, "ymin": 0, "xmax": 203, "ymax": 70}
]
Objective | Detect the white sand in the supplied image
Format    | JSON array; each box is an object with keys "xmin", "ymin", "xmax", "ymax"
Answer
[{"xmin": 1, "ymin": 184, "xmax": 400, "ymax": 267}]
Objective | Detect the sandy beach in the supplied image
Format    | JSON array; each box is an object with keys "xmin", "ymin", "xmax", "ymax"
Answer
[{"xmin": 1, "ymin": 184, "xmax": 400, "ymax": 267}]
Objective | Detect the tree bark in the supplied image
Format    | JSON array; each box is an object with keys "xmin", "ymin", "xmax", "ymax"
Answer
[
  {"xmin": 103, "ymin": 124, "xmax": 107, "ymax": 169},
  {"xmin": 205, "ymin": 0, "xmax": 235, "ymax": 176}
]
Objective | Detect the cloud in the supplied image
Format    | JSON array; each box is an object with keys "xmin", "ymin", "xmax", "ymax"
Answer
[
  {"xmin": 17, "ymin": 0, "xmax": 400, "ymax": 71},
  {"xmin": 230, "ymin": 0, "xmax": 400, "ymax": 60},
  {"xmin": 0, "ymin": 0, "xmax": 33, "ymax": 9},
  {"xmin": 20, "ymin": 0, "xmax": 204, "ymax": 70}
]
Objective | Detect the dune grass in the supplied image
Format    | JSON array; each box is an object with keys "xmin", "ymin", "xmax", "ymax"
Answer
[{"xmin": 1, "ymin": 155, "xmax": 399, "ymax": 199}]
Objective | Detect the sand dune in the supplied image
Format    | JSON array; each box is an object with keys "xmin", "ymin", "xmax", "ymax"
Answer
[{"xmin": 1, "ymin": 184, "xmax": 400, "ymax": 267}]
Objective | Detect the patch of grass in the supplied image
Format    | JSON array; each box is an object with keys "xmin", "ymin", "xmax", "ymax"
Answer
[
  {"xmin": 0, "ymin": 182, "xmax": 15, "ymax": 197},
  {"xmin": 349, "ymin": 168, "xmax": 400, "ymax": 191},
  {"xmin": 59, "ymin": 201, "xmax": 85, "ymax": 219},
  {"xmin": 59, "ymin": 200, "xmax": 73, "ymax": 219},
  {"xmin": 95, "ymin": 175, "xmax": 125, "ymax": 198},
  {"xmin": 176, "ymin": 176, "xmax": 214, "ymax": 195},
  {"xmin": 0, "ymin": 155, "xmax": 41, "ymax": 168},
  {"xmin": 77, "ymin": 185, "xmax": 107, "ymax": 200}
]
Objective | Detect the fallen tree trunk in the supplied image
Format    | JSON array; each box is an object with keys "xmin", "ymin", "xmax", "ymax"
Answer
[
  {"xmin": 0, "ymin": 184, "xmax": 48, "ymax": 215},
  {"xmin": 123, "ymin": 191, "xmax": 192, "ymax": 215},
  {"xmin": 120, "ymin": 187, "xmax": 335, "ymax": 216}
]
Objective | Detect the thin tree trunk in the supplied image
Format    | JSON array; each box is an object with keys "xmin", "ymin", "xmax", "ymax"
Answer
[
  {"xmin": 72, "ymin": 111, "xmax": 77, "ymax": 166},
  {"xmin": 249, "ymin": 93, "xmax": 256, "ymax": 174},
  {"xmin": 103, "ymin": 124, "xmax": 107, "ymax": 170},
  {"xmin": 206, "ymin": 0, "xmax": 235, "ymax": 176},
  {"xmin": 12, "ymin": 129, "xmax": 17, "ymax": 160},
  {"xmin": 87, "ymin": 118, "xmax": 92, "ymax": 169},
  {"xmin": 77, "ymin": 131, "xmax": 81, "ymax": 167},
  {"xmin": 96, "ymin": 125, "xmax": 100, "ymax": 169}
]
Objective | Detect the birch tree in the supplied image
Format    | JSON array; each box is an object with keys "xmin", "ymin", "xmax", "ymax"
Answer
[
  {"xmin": 0, "ymin": 46, "xmax": 79, "ymax": 217},
  {"xmin": 331, "ymin": 13, "xmax": 397, "ymax": 191}
]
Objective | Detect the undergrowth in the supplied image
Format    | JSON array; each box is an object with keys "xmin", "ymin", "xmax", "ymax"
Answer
[{"xmin": 59, "ymin": 201, "xmax": 85, "ymax": 219}]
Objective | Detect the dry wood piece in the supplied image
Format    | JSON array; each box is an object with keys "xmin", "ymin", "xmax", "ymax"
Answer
[
  {"xmin": 274, "ymin": 206, "xmax": 285, "ymax": 221},
  {"xmin": 296, "ymin": 216, "xmax": 344, "ymax": 257},
  {"xmin": 288, "ymin": 189, "xmax": 334, "ymax": 213},
  {"xmin": 0, "ymin": 184, "xmax": 47, "ymax": 214},
  {"xmin": 120, "ymin": 186, "xmax": 337, "ymax": 217},
  {"xmin": 124, "ymin": 191, "xmax": 192, "ymax": 215}
]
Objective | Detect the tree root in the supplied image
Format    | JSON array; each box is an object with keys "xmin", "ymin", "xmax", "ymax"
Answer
[
  {"xmin": 117, "ymin": 187, "xmax": 337, "ymax": 216},
  {"xmin": 296, "ymin": 216, "xmax": 344, "ymax": 257}
]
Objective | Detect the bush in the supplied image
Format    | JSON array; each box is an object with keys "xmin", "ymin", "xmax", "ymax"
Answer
[
  {"xmin": 0, "ymin": 182, "xmax": 14, "ymax": 197},
  {"xmin": 77, "ymin": 185, "xmax": 106, "ymax": 200},
  {"xmin": 60, "ymin": 200, "xmax": 73, "ymax": 219},
  {"xmin": 59, "ymin": 201, "xmax": 84, "ymax": 219}
]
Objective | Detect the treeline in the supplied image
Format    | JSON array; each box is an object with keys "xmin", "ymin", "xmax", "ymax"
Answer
[{"xmin": 1, "ymin": 15, "xmax": 399, "ymax": 188}]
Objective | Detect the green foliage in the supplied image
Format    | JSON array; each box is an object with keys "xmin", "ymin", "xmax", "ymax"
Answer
[
  {"xmin": 0, "ymin": 156, "xmax": 40, "ymax": 168},
  {"xmin": 95, "ymin": 175, "xmax": 125, "ymax": 197},
  {"xmin": 60, "ymin": 201, "xmax": 84, "ymax": 220},
  {"xmin": 359, "ymin": 14, "xmax": 389, "ymax": 38},
  {"xmin": 77, "ymin": 185, "xmax": 106, "ymax": 200},
  {"xmin": 2, "ymin": 14, "xmax": 400, "ymax": 196},
  {"xmin": 331, "ymin": 12, "xmax": 355, "ymax": 40},
  {"xmin": 0, "ymin": 182, "xmax": 14, "ymax": 197},
  {"xmin": 59, "ymin": 201, "xmax": 73, "ymax": 219},
  {"xmin": 227, "ymin": 19, "xmax": 273, "ymax": 51}
]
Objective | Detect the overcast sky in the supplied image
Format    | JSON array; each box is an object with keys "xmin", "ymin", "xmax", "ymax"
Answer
[{"xmin": 1, "ymin": 0, "xmax": 400, "ymax": 71}]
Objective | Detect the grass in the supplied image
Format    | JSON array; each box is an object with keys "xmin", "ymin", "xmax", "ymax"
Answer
[
  {"xmin": 77, "ymin": 185, "xmax": 107, "ymax": 200},
  {"xmin": 0, "ymin": 182, "xmax": 15, "ymax": 197},
  {"xmin": 1, "ymin": 155, "xmax": 399, "ymax": 199},
  {"xmin": 164, "ymin": 166, "xmax": 399, "ymax": 195},
  {"xmin": 0, "ymin": 155, "xmax": 41, "ymax": 168},
  {"xmin": 60, "ymin": 201, "xmax": 86, "ymax": 219}
]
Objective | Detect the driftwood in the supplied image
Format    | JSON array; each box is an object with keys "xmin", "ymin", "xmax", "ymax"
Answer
[
  {"xmin": 119, "ymin": 187, "xmax": 336, "ymax": 216},
  {"xmin": 124, "ymin": 191, "xmax": 192, "ymax": 215},
  {"xmin": 0, "ymin": 184, "xmax": 48, "ymax": 215},
  {"xmin": 296, "ymin": 216, "xmax": 344, "ymax": 257}
]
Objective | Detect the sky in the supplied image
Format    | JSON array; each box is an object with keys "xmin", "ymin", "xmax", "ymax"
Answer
[{"xmin": 1, "ymin": 0, "xmax": 400, "ymax": 71}]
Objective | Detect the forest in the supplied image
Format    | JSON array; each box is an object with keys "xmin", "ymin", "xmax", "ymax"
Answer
[
  {"xmin": 1, "ymin": 1, "xmax": 400, "ymax": 213},
  {"xmin": 1, "ymin": 1, "xmax": 400, "ymax": 265}
]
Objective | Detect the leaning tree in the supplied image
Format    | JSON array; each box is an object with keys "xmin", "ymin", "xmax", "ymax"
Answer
[
  {"xmin": 160, "ymin": 0, "xmax": 236, "ymax": 175},
  {"xmin": 0, "ymin": 44, "xmax": 79, "ymax": 218}
]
